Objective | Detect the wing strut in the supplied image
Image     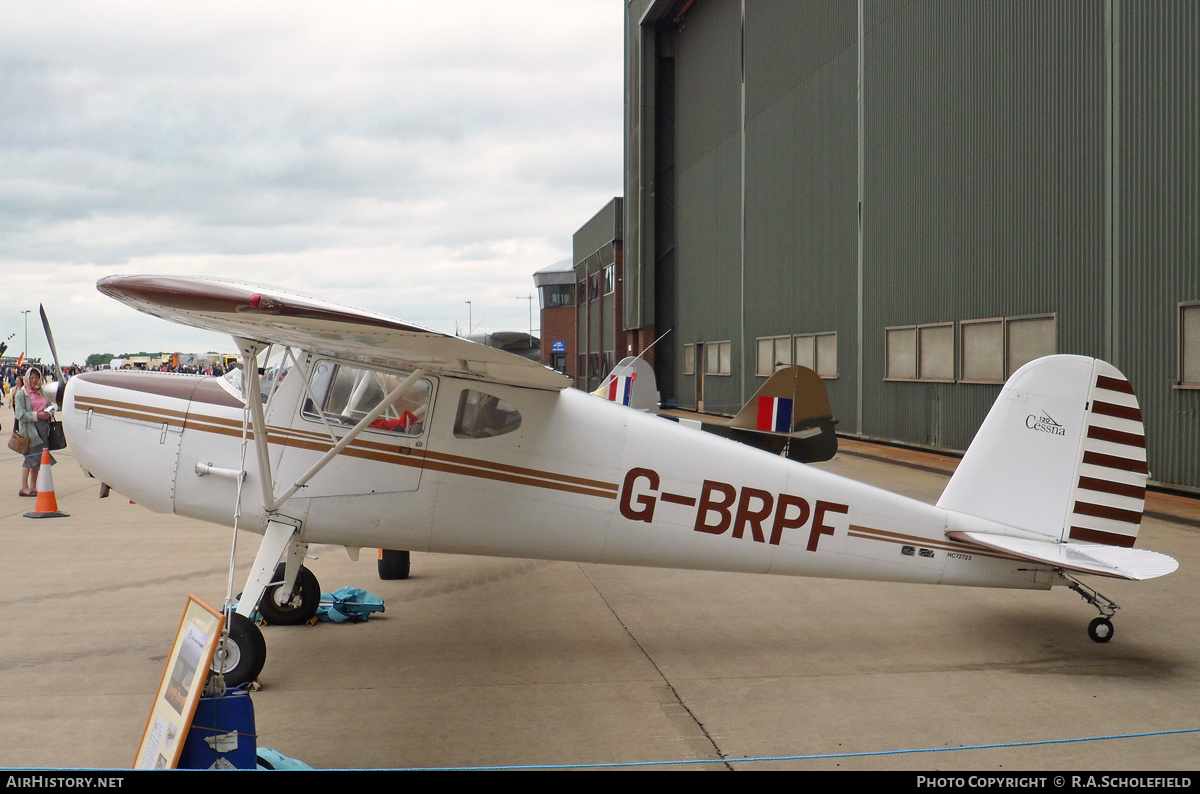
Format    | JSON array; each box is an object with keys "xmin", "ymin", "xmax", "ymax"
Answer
[{"xmin": 236, "ymin": 339, "xmax": 276, "ymax": 512}]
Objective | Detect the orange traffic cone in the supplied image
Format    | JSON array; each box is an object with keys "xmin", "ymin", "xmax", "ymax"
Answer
[{"xmin": 24, "ymin": 448, "xmax": 68, "ymax": 519}]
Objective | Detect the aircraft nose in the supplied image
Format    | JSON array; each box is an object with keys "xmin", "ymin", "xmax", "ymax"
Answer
[{"xmin": 64, "ymin": 370, "xmax": 200, "ymax": 513}]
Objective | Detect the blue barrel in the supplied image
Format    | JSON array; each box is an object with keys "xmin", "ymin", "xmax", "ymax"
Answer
[{"xmin": 178, "ymin": 690, "xmax": 257, "ymax": 770}]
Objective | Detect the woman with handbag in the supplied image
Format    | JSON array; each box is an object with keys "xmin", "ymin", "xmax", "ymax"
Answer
[{"xmin": 14, "ymin": 367, "xmax": 55, "ymax": 497}]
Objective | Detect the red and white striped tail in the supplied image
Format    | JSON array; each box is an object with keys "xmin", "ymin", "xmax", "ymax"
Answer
[
  {"xmin": 938, "ymin": 355, "xmax": 1148, "ymax": 547},
  {"xmin": 1064, "ymin": 362, "xmax": 1147, "ymax": 548}
]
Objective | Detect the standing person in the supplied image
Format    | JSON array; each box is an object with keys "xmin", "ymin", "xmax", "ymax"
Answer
[
  {"xmin": 14, "ymin": 367, "xmax": 54, "ymax": 497},
  {"xmin": 7, "ymin": 374, "xmax": 23, "ymax": 411}
]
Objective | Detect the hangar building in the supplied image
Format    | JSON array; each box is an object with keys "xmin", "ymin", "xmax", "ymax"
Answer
[{"xmin": 619, "ymin": 0, "xmax": 1199, "ymax": 492}]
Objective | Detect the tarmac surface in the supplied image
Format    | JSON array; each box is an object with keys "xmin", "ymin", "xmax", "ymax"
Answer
[{"xmin": 1, "ymin": 398, "xmax": 1198, "ymax": 771}]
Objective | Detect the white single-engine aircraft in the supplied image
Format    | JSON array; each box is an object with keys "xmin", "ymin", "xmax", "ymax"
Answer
[{"xmin": 63, "ymin": 275, "xmax": 1177, "ymax": 686}]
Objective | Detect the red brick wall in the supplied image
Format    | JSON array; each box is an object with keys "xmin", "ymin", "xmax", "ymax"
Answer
[{"xmin": 540, "ymin": 305, "xmax": 576, "ymax": 378}]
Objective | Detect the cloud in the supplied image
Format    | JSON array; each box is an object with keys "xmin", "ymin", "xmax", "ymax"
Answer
[{"xmin": 0, "ymin": 1, "xmax": 623, "ymax": 364}]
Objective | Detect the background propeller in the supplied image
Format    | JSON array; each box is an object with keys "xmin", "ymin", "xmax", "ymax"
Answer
[{"xmin": 39, "ymin": 305, "xmax": 67, "ymax": 409}]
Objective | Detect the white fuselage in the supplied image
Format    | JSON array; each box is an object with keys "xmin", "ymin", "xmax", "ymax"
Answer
[{"xmin": 63, "ymin": 359, "xmax": 1053, "ymax": 592}]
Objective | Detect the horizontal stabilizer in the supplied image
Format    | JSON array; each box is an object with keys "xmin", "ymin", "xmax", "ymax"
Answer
[{"xmin": 948, "ymin": 531, "xmax": 1179, "ymax": 581}]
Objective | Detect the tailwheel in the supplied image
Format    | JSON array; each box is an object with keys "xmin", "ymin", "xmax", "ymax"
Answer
[
  {"xmin": 1061, "ymin": 572, "xmax": 1119, "ymax": 644},
  {"xmin": 1088, "ymin": 617, "xmax": 1114, "ymax": 644},
  {"xmin": 257, "ymin": 563, "xmax": 321, "ymax": 626},
  {"xmin": 377, "ymin": 549, "xmax": 411, "ymax": 580},
  {"xmin": 212, "ymin": 612, "xmax": 266, "ymax": 687}
]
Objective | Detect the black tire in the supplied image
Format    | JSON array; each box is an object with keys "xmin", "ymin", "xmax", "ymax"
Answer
[
  {"xmin": 378, "ymin": 549, "xmax": 411, "ymax": 580},
  {"xmin": 212, "ymin": 612, "xmax": 266, "ymax": 687},
  {"xmin": 1088, "ymin": 617, "xmax": 1114, "ymax": 643},
  {"xmin": 257, "ymin": 563, "xmax": 321, "ymax": 626}
]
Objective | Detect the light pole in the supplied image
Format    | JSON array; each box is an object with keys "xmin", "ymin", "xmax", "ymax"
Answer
[
  {"xmin": 518, "ymin": 294, "xmax": 533, "ymax": 339},
  {"xmin": 464, "ymin": 300, "xmax": 472, "ymax": 336},
  {"xmin": 21, "ymin": 309, "xmax": 31, "ymax": 359}
]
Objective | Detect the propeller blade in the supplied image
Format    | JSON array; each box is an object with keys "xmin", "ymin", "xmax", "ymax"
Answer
[{"xmin": 39, "ymin": 305, "xmax": 66, "ymax": 408}]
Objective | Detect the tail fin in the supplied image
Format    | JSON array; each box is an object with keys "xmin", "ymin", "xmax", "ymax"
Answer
[
  {"xmin": 728, "ymin": 365, "xmax": 833, "ymax": 432},
  {"xmin": 593, "ymin": 356, "xmax": 660, "ymax": 412},
  {"xmin": 938, "ymin": 355, "xmax": 1147, "ymax": 547},
  {"xmin": 722, "ymin": 365, "xmax": 837, "ymax": 463}
]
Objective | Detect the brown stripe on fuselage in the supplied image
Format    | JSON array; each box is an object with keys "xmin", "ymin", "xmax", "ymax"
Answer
[
  {"xmin": 849, "ymin": 525, "xmax": 1017, "ymax": 561},
  {"xmin": 73, "ymin": 395, "xmax": 188, "ymax": 427},
  {"xmin": 419, "ymin": 457, "xmax": 616, "ymax": 499},
  {"xmin": 76, "ymin": 394, "xmax": 617, "ymax": 500},
  {"xmin": 421, "ymin": 449, "xmax": 618, "ymax": 494}
]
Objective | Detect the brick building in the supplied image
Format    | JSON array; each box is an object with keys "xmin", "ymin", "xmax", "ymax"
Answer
[{"xmin": 535, "ymin": 198, "xmax": 658, "ymax": 392}]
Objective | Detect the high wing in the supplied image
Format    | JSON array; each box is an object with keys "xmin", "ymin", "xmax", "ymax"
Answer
[{"xmin": 97, "ymin": 275, "xmax": 571, "ymax": 391}]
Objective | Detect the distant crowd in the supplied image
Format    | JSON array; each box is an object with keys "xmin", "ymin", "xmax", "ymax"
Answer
[{"xmin": 1, "ymin": 361, "xmax": 230, "ymax": 396}]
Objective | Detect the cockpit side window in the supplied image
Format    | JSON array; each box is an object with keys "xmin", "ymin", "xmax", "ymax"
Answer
[
  {"xmin": 453, "ymin": 389, "xmax": 521, "ymax": 439},
  {"xmin": 302, "ymin": 362, "xmax": 431, "ymax": 436}
]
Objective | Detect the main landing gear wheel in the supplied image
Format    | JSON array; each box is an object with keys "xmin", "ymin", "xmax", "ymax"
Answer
[
  {"xmin": 1088, "ymin": 617, "xmax": 1114, "ymax": 644},
  {"xmin": 257, "ymin": 563, "xmax": 321, "ymax": 626},
  {"xmin": 378, "ymin": 549, "xmax": 410, "ymax": 580},
  {"xmin": 212, "ymin": 612, "xmax": 266, "ymax": 687}
]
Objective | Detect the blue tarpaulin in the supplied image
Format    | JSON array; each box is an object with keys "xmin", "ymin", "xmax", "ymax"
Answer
[{"xmin": 317, "ymin": 587, "xmax": 385, "ymax": 623}]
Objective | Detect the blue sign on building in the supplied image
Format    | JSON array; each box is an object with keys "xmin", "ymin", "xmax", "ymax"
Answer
[{"xmin": 551, "ymin": 340, "xmax": 566, "ymax": 353}]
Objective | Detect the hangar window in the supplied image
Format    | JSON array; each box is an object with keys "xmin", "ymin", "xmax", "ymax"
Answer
[
  {"xmin": 706, "ymin": 341, "xmax": 732, "ymax": 376},
  {"xmin": 755, "ymin": 336, "xmax": 792, "ymax": 376},
  {"xmin": 1005, "ymin": 314, "xmax": 1056, "ymax": 376},
  {"xmin": 683, "ymin": 343, "xmax": 695, "ymax": 376},
  {"xmin": 454, "ymin": 389, "xmax": 522, "ymax": 439},
  {"xmin": 960, "ymin": 319, "xmax": 1004, "ymax": 383},
  {"xmin": 794, "ymin": 335, "xmax": 815, "ymax": 370},
  {"xmin": 302, "ymin": 362, "xmax": 431, "ymax": 435},
  {"xmin": 814, "ymin": 332, "xmax": 838, "ymax": 379},
  {"xmin": 885, "ymin": 326, "xmax": 918, "ymax": 380},
  {"xmin": 604, "ymin": 264, "xmax": 615, "ymax": 295},
  {"xmin": 793, "ymin": 333, "xmax": 838, "ymax": 379},
  {"xmin": 1179, "ymin": 302, "xmax": 1200, "ymax": 388},
  {"xmin": 918, "ymin": 323, "xmax": 955, "ymax": 381}
]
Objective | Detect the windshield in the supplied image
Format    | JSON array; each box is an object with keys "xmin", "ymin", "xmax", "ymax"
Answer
[{"xmin": 221, "ymin": 346, "xmax": 293, "ymax": 404}]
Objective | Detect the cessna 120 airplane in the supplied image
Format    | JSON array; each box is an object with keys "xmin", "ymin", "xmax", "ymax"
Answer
[{"xmin": 59, "ymin": 275, "xmax": 1177, "ymax": 686}]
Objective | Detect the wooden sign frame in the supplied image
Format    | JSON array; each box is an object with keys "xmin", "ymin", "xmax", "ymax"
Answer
[{"xmin": 134, "ymin": 595, "xmax": 226, "ymax": 769}]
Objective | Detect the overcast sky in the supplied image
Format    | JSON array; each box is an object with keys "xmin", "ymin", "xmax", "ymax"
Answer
[{"xmin": 0, "ymin": 1, "xmax": 623, "ymax": 365}]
